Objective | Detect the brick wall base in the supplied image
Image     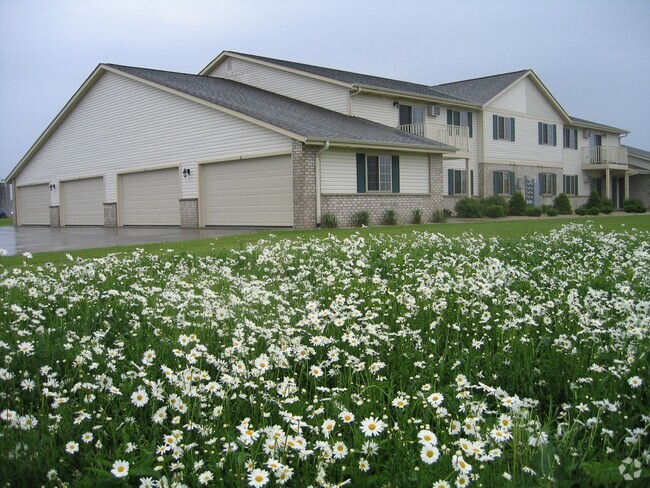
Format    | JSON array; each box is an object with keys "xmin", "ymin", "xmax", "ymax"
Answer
[
  {"xmin": 482, "ymin": 163, "xmax": 564, "ymax": 206},
  {"xmin": 630, "ymin": 174, "xmax": 650, "ymax": 208},
  {"xmin": 292, "ymin": 140, "xmax": 318, "ymax": 229},
  {"xmin": 49, "ymin": 206, "xmax": 60, "ymax": 227},
  {"xmin": 104, "ymin": 203, "xmax": 117, "ymax": 227},
  {"xmin": 180, "ymin": 198, "xmax": 199, "ymax": 228}
]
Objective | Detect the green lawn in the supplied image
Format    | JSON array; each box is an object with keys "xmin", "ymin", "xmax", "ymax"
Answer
[
  {"xmin": 1, "ymin": 214, "xmax": 648, "ymax": 269},
  {"xmin": 0, "ymin": 217, "xmax": 13, "ymax": 226}
]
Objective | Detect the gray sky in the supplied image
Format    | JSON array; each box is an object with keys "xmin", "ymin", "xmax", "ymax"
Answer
[{"xmin": 1, "ymin": 0, "xmax": 649, "ymax": 179}]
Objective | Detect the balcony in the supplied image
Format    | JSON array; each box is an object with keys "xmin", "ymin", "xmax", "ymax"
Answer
[
  {"xmin": 397, "ymin": 123, "xmax": 470, "ymax": 151},
  {"xmin": 582, "ymin": 146, "xmax": 628, "ymax": 169}
]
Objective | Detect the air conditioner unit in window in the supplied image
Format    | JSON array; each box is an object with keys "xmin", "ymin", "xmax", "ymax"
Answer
[
  {"xmin": 428, "ymin": 105, "xmax": 440, "ymax": 117},
  {"xmin": 583, "ymin": 129, "xmax": 591, "ymax": 139}
]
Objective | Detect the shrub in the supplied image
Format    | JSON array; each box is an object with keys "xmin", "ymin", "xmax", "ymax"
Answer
[
  {"xmin": 481, "ymin": 196, "xmax": 508, "ymax": 214},
  {"xmin": 411, "ymin": 208, "xmax": 423, "ymax": 224},
  {"xmin": 382, "ymin": 209, "xmax": 397, "ymax": 225},
  {"xmin": 320, "ymin": 213, "xmax": 338, "ymax": 229},
  {"xmin": 586, "ymin": 191, "xmax": 602, "ymax": 209},
  {"xmin": 352, "ymin": 210, "xmax": 369, "ymax": 227},
  {"xmin": 575, "ymin": 205, "xmax": 588, "ymax": 216},
  {"xmin": 546, "ymin": 207, "xmax": 559, "ymax": 217},
  {"xmin": 587, "ymin": 206, "xmax": 601, "ymax": 215},
  {"xmin": 431, "ymin": 209, "xmax": 448, "ymax": 223},
  {"xmin": 455, "ymin": 198, "xmax": 483, "ymax": 218},
  {"xmin": 525, "ymin": 206, "xmax": 543, "ymax": 217},
  {"xmin": 553, "ymin": 193, "xmax": 573, "ymax": 215},
  {"xmin": 484, "ymin": 205, "xmax": 506, "ymax": 219},
  {"xmin": 443, "ymin": 209, "xmax": 453, "ymax": 218},
  {"xmin": 600, "ymin": 199, "xmax": 614, "ymax": 214},
  {"xmin": 623, "ymin": 198, "xmax": 647, "ymax": 213},
  {"xmin": 508, "ymin": 191, "xmax": 527, "ymax": 216},
  {"xmin": 541, "ymin": 204, "xmax": 553, "ymax": 214}
]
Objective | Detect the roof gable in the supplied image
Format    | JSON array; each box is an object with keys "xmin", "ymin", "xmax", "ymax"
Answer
[{"xmin": 431, "ymin": 70, "xmax": 529, "ymax": 105}]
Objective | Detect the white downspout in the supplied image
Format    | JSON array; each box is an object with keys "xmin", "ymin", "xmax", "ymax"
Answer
[{"xmin": 315, "ymin": 141, "xmax": 330, "ymax": 226}]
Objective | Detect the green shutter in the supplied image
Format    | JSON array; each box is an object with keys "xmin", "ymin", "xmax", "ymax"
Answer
[
  {"xmin": 493, "ymin": 115, "xmax": 498, "ymax": 140},
  {"xmin": 552, "ymin": 125, "xmax": 557, "ymax": 146},
  {"xmin": 467, "ymin": 112, "xmax": 473, "ymax": 138},
  {"xmin": 563, "ymin": 175, "xmax": 568, "ymax": 193},
  {"xmin": 510, "ymin": 118, "xmax": 515, "ymax": 141},
  {"xmin": 447, "ymin": 110, "xmax": 453, "ymax": 126},
  {"xmin": 538, "ymin": 122, "xmax": 543, "ymax": 145},
  {"xmin": 391, "ymin": 155, "xmax": 400, "ymax": 193},
  {"xmin": 356, "ymin": 153, "xmax": 366, "ymax": 193},
  {"xmin": 493, "ymin": 171, "xmax": 500, "ymax": 195},
  {"xmin": 448, "ymin": 168, "xmax": 454, "ymax": 195},
  {"xmin": 538, "ymin": 173, "xmax": 544, "ymax": 195},
  {"xmin": 551, "ymin": 173, "xmax": 557, "ymax": 195},
  {"xmin": 509, "ymin": 172, "xmax": 515, "ymax": 195},
  {"xmin": 470, "ymin": 170, "xmax": 474, "ymax": 196}
]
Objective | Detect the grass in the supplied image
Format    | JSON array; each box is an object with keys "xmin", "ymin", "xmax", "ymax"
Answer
[
  {"xmin": 1, "ymin": 214, "xmax": 648, "ymax": 269},
  {"xmin": 0, "ymin": 216, "xmax": 13, "ymax": 226}
]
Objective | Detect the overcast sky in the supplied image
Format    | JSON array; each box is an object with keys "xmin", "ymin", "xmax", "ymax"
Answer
[{"xmin": 1, "ymin": 0, "xmax": 649, "ymax": 179}]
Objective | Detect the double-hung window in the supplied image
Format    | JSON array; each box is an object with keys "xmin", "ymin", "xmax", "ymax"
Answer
[
  {"xmin": 448, "ymin": 169, "xmax": 473, "ymax": 196},
  {"xmin": 563, "ymin": 175, "xmax": 578, "ymax": 195},
  {"xmin": 492, "ymin": 115, "xmax": 515, "ymax": 141},
  {"xmin": 493, "ymin": 170, "xmax": 515, "ymax": 195},
  {"xmin": 563, "ymin": 128, "xmax": 578, "ymax": 149},
  {"xmin": 538, "ymin": 123, "xmax": 557, "ymax": 146},
  {"xmin": 356, "ymin": 153, "xmax": 400, "ymax": 193},
  {"xmin": 447, "ymin": 110, "xmax": 473, "ymax": 138},
  {"xmin": 539, "ymin": 173, "xmax": 557, "ymax": 195}
]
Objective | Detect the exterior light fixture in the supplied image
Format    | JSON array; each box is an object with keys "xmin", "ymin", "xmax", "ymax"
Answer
[
  {"xmin": 49, "ymin": 184, "xmax": 56, "ymax": 190},
  {"xmin": 182, "ymin": 168, "xmax": 191, "ymax": 178},
  {"xmin": 393, "ymin": 101, "xmax": 399, "ymax": 107}
]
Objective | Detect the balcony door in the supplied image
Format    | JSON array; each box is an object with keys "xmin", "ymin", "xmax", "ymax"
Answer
[{"xmin": 399, "ymin": 105, "xmax": 424, "ymax": 134}]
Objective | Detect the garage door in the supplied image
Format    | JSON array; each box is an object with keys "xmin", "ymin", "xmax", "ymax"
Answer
[
  {"xmin": 201, "ymin": 155, "xmax": 293, "ymax": 226},
  {"xmin": 61, "ymin": 177, "xmax": 104, "ymax": 226},
  {"xmin": 16, "ymin": 184, "xmax": 50, "ymax": 225},
  {"xmin": 120, "ymin": 168, "xmax": 180, "ymax": 226}
]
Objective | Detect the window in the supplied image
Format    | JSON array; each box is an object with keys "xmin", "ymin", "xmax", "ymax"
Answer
[
  {"xmin": 448, "ymin": 169, "xmax": 474, "ymax": 196},
  {"xmin": 493, "ymin": 170, "xmax": 515, "ymax": 195},
  {"xmin": 539, "ymin": 173, "xmax": 557, "ymax": 195},
  {"xmin": 563, "ymin": 175, "xmax": 578, "ymax": 195},
  {"xmin": 447, "ymin": 110, "xmax": 473, "ymax": 138},
  {"xmin": 563, "ymin": 128, "xmax": 578, "ymax": 150},
  {"xmin": 399, "ymin": 105, "xmax": 425, "ymax": 126},
  {"xmin": 356, "ymin": 153, "xmax": 400, "ymax": 193},
  {"xmin": 492, "ymin": 115, "xmax": 515, "ymax": 141},
  {"xmin": 537, "ymin": 123, "xmax": 557, "ymax": 146}
]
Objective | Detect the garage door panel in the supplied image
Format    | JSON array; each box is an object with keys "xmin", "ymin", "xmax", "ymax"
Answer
[
  {"xmin": 202, "ymin": 156, "xmax": 293, "ymax": 226},
  {"xmin": 61, "ymin": 177, "xmax": 104, "ymax": 226},
  {"xmin": 120, "ymin": 168, "xmax": 180, "ymax": 226},
  {"xmin": 16, "ymin": 185, "xmax": 50, "ymax": 225}
]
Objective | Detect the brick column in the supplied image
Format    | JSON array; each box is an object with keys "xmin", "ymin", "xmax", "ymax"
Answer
[
  {"xmin": 49, "ymin": 206, "xmax": 60, "ymax": 227},
  {"xmin": 180, "ymin": 198, "xmax": 199, "ymax": 228},
  {"xmin": 292, "ymin": 140, "xmax": 318, "ymax": 229},
  {"xmin": 104, "ymin": 203, "xmax": 118, "ymax": 227},
  {"xmin": 429, "ymin": 153, "xmax": 444, "ymax": 210}
]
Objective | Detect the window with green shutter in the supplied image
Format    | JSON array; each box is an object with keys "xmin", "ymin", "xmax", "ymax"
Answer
[
  {"xmin": 563, "ymin": 175, "xmax": 578, "ymax": 195},
  {"xmin": 539, "ymin": 173, "xmax": 557, "ymax": 195},
  {"xmin": 538, "ymin": 123, "xmax": 557, "ymax": 146},
  {"xmin": 493, "ymin": 170, "xmax": 514, "ymax": 195},
  {"xmin": 448, "ymin": 169, "xmax": 473, "ymax": 195},
  {"xmin": 563, "ymin": 128, "xmax": 578, "ymax": 150},
  {"xmin": 357, "ymin": 153, "xmax": 400, "ymax": 193},
  {"xmin": 493, "ymin": 116, "xmax": 515, "ymax": 141}
]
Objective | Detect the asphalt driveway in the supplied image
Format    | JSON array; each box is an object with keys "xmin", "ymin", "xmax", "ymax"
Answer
[{"xmin": 0, "ymin": 226, "xmax": 269, "ymax": 256}]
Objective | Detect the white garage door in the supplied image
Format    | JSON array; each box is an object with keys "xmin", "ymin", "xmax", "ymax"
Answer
[
  {"xmin": 61, "ymin": 177, "xmax": 104, "ymax": 226},
  {"xmin": 120, "ymin": 168, "xmax": 180, "ymax": 226},
  {"xmin": 201, "ymin": 155, "xmax": 293, "ymax": 226},
  {"xmin": 16, "ymin": 184, "xmax": 50, "ymax": 225}
]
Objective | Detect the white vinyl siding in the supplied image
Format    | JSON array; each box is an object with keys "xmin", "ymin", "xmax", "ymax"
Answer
[
  {"xmin": 16, "ymin": 71, "xmax": 292, "ymax": 186},
  {"xmin": 443, "ymin": 159, "xmax": 478, "ymax": 196},
  {"xmin": 210, "ymin": 57, "xmax": 349, "ymax": 114},
  {"xmin": 120, "ymin": 168, "xmax": 180, "ymax": 226},
  {"xmin": 200, "ymin": 155, "xmax": 293, "ymax": 226},
  {"xmin": 16, "ymin": 184, "xmax": 50, "ymax": 225},
  {"xmin": 490, "ymin": 78, "xmax": 559, "ymax": 120},
  {"xmin": 61, "ymin": 177, "xmax": 104, "ymax": 225},
  {"xmin": 350, "ymin": 94, "xmax": 398, "ymax": 126},
  {"xmin": 399, "ymin": 154, "xmax": 429, "ymax": 193}
]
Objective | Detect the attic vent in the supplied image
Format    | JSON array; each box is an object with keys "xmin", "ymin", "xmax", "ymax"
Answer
[
  {"xmin": 583, "ymin": 129, "xmax": 591, "ymax": 139},
  {"xmin": 428, "ymin": 105, "xmax": 440, "ymax": 117}
]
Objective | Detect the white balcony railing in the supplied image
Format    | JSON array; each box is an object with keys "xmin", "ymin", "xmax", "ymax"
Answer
[
  {"xmin": 582, "ymin": 146, "xmax": 628, "ymax": 166},
  {"xmin": 397, "ymin": 123, "xmax": 470, "ymax": 151}
]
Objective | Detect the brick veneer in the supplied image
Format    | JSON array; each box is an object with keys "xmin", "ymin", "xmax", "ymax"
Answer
[
  {"xmin": 630, "ymin": 174, "xmax": 650, "ymax": 208},
  {"xmin": 49, "ymin": 206, "xmax": 60, "ymax": 227},
  {"xmin": 481, "ymin": 163, "xmax": 564, "ymax": 206},
  {"xmin": 104, "ymin": 203, "xmax": 118, "ymax": 227},
  {"xmin": 292, "ymin": 140, "xmax": 318, "ymax": 229},
  {"xmin": 180, "ymin": 198, "xmax": 199, "ymax": 228}
]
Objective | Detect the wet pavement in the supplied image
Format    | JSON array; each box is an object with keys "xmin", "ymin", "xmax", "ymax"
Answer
[{"xmin": 0, "ymin": 226, "xmax": 270, "ymax": 256}]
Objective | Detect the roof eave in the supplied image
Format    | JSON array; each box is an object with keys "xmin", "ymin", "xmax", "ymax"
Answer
[
  {"xmin": 355, "ymin": 85, "xmax": 479, "ymax": 110},
  {"xmin": 570, "ymin": 118, "xmax": 629, "ymax": 135},
  {"xmin": 306, "ymin": 137, "xmax": 456, "ymax": 154}
]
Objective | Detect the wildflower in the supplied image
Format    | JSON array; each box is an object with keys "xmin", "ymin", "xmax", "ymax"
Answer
[
  {"xmin": 321, "ymin": 419, "xmax": 336, "ymax": 438},
  {"xmin": 361, "ymin": 440, "xmax": 379, "ymax": 456},
  {"xmin": 131, "ymin": 389, "xmax": 149, "ymax": 407},
  {"xmin": 628, "ymin": 376, "xmax": 643, "ymax": 388},
  {"xmin": 248, "ymin": 468, "xmax": 269, "ymax": 487},
  {"xmin": 360, "ymin": 416, "xmax": 387, "ymax": 437},
  {"xmin": 427, "ymin": 392, "xmax": 444, "ymax": 407},
  {"xmin": 139, "ymin": 478, "xmax": 156, "ymax": 488},
  {"xmin": 433, "ymin": 481, "xmax": 451, "ymax": 488},
  {"xmin": 332, "ymin": 441, "xmax": 348, "ymax": 459},
  {"xmin": 65, "ymin": 441, "xmax": 79, "ymax": 454},
  {"xmin": 81, "ymin": 432, "xmax": 94, "ymax": 443},
  {"xmin": 455, "ymin": 474, "xmax": 471, "ymax": 487},
  {"xmin": 417, "ymin": 429, "xmax": 438, "ymax": 446},
  {"xmin": 198, "ymin": 471, "xmax": 214, "ymax": 485},
  {"xmin": 110, "ymin": 460, "xmax": 129, "ymax": 478},
  {"xmin": 453, "ymin": 454, "xmax": 472, "ymax": 474},
  {"xmin": 392, "ymin": 396, "xmax": 409, "ymax": 409},
  {"xmin": 420, "ymin": 445, "xmax": 440, "ymax": 464},
  {"xmin": 16, "ymin": 342, "xmax": 34, "ymax": 355},
  {"xmin": 339, "ymin": 410, "xmax": 355, "ymax": 423},
  {"xmin": 359, "ymin": 458, "xmax": 370, "ymax": 472},
  {"xmin": 310, "ymin": 365, "xmax": 323, "ymax": 378}
]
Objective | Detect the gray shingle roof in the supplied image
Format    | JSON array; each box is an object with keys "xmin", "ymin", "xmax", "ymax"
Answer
[
  {"xmin": 108, "ymin": 64, "xmax": 455, "ymax": 151},
  {"xmin": 569, "ymin": 116, "xmax": 628, "ymax": 134},
  {"xmin": 227, "ymin": 52, "xmax": 472, "ymax": 103},
  {"xmin": 431, "ymin": 70, "xmax": 530, "ymax": 105},
  {"xmin": 624, "ymin": 145, "xmax": 650, "ymax": 161}
]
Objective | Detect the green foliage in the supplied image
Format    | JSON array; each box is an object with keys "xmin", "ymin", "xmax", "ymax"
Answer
[
  {"xmin": 455, "ymin": 198, "xmax": 483, "ymax": 218},
  {"xmin": 382, "ymin": 209, "xmax": 398, "ymax": 225},
  {"xmin": 481, "ymin": 196, "xmax": 508, "ymax": 214},
  {"xmin": 588, "ymin": 206, "xmax": 601, "ymax": 215},
  {"xmin": 320, "ymin": 213, "xmax": 338, "ymax": 229},
  {"xmin": 484, "ymin": 204, "xmax": 506, "ymax": 219},
  {"xmin": 553, "ymin": 193, "xmax": 573, "ymax": 215},
  {"xmin": 508, "ymin": 191, "xmax": 527, "ymax": 216},
  {"xmin": 525, "ymin": 206, "xmax": 543, "ymax": 217},
  {"xmin": 431, "ymin": 209, "xmax": 449, "ymax": 223},
  {"xmin": 411, "ymin": 208, "xmax": 423, "ymax": 224},
  {"xmin": 586, "ymin": 191, "xmax": 602, "ymax": 209},
  {"xmin": 600, "ymin": 199, "xmax": 614, "ymax": 214},
  {"xmin": 623, "ymin": 198, "xmax": 647, "ymax": 213},
  {"xmin": 575, "ymin": 205, "xmax": 588, "ymax": 216},
  {"xmin": 352, "ymin": 210, "xmax": 370, "ymax": 227},
  {"xmin": 546, "ymin": 207, "xmax": 559, "ymax": 217}
]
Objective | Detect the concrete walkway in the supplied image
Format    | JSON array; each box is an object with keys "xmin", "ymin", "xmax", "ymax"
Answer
[{"xmin": 0, "ymin": 226, "xmax": 269, "ymax": 256}]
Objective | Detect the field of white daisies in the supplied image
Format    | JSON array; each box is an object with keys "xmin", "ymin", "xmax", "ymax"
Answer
[{"xmin": 1, "ymin": 222, "xmax": 649, "ymax": 487}]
